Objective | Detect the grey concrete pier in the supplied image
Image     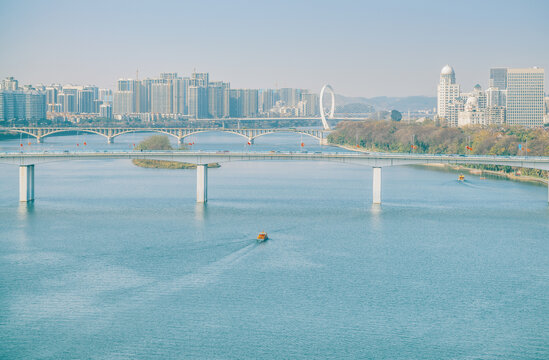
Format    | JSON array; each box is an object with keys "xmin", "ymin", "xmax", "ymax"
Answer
[
  {"xmin": 19, "ymin": 164, "xmax": 34, "ymax": 202},
  {"xmin": 197, "ymin": 164, "xmax": 208, "ymax": 203},
  {"xmin": 372, "ymin": 167, "xmax": 382, "ymax": 204}
]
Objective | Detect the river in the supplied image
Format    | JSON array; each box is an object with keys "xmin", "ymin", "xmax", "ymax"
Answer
[{"xmin": 0, "ymin": 132, "xmax": 548, "ymax": 359}]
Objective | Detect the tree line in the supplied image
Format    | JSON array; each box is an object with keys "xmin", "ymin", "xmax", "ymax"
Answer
[{"xmin": 328, "ymin": 121, "xmax": 549, "ymax": 178}]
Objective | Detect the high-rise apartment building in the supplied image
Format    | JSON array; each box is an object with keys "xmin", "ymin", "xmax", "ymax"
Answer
[
  {"xmin": 300, "ymin": 92, "xmax": 319, "ymax": 116},
  {"xmin": 241, "ymin": 89, "xmax": 258, "ymax": 117},
  {"xmin": 150, "ymin": 82, "xmax": 172, "ymax": 114},
  {"xmin": 208, "ymin": 82, "xmax": 229, "ymax": 118},
  {"xmin": 489, "ymin": 68, "xmax": 508, "ymax": 90},
  {"xmin": 172, "ymin": 77, "xmax": 190, "ymax": 115},
  {"xmin": 1, "ymin": 77, "xmax": 18, "ymax": 91},
  {"xmin": 0, "ymin": 89, "xmax": 46, "ymax": 122},
  {"xmin": 506, "ymin": 67, "xmax": 545, "ymax": 127},
  {"xmin": 188, "ymin": 86, "xmax": 208, "ymax": 118},
  {"xmin": 437, "ymin": 65, "xmax": 460, "ymax": 125}
]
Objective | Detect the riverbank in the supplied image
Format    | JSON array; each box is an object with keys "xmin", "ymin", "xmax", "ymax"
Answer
[
  {"xmin": 419, "ymin": 163, "xmax": 548, "ymax": 185},
  {"xmin": 333, "ymin": 144, "xmax": 548, "ymax": 185},
  {"xmin": 132, "ymin": 159, "xmax": 220, "ymax": 169}
]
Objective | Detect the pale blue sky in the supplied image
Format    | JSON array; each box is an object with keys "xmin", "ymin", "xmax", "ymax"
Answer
[{"xmin": 0, "ymin": 0, "xmax": 547, "ymax": 97}]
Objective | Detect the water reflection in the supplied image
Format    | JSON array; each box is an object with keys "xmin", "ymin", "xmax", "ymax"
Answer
[
  {"xmin": 195, "ymin": 203, "xmax": 208, "ymax": 222},
  {"xmin": 17, "ymin": 201, "xmax": 35, "ymax": 219}
]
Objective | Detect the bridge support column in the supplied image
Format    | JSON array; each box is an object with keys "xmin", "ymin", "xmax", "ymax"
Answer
[
  {"xmin": 107, "ymin": 137, "xmax": 114, "ymax": 144},
  {"xmin": 372, "ymin": 167, "xmax": 382, "ymax": 204},
  {"xmin": 248, "ymin": 138, "xmax": 254, "ymax": 145},
  {"xmin": 36, "ymin": 137, "xmax": 42, "ymax": 144},
  {"xmin": 178, "ymin": 137, "xmax": 183, "ymax": 146},
  {"xmin": 197, "ymin": 164, "xmax": 208, "ymax": 203},
  {"xmin": 319, "ymin": 138, "xmax": 328, "ymax": 146},
  {"xmin": 19, "ymin": 165, "xmax": 35, "ymax": 202}
]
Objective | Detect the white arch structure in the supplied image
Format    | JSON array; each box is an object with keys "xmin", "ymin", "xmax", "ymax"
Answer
[{"xmin": 319, "ymin": 84, "xmax": 335, "ymax": 131}]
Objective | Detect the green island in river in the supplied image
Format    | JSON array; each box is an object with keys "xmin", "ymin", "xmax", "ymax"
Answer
[{"xmin": 131, "ymin": 135, "xmax": 220, "ymax": 170}]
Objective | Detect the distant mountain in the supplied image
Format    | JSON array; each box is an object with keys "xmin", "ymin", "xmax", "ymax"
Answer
[
  {"xmin": 335, "ymin": 94, "xmax": 436, "ymax": 112},
  {"xmin": 335, "ymin": 102, "xmax": 374, "ymax": 114}
]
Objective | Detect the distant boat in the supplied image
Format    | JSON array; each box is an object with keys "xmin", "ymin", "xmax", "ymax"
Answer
[
  {"xmin": 257, "ymin": 231, "xmax": 268, "ymax": 242},
  {"xmin": 458, "ymin": 174, "xmax": 465, "ymax": 181}
]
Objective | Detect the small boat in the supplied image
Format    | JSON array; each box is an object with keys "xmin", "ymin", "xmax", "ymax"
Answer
[
  {"xmin": 458, "ymin": 174, "xmax": 465, "ymax": 181},
  {"xmin": 257, "ymin": 231, "xmax": 268, "ymax": 242}
]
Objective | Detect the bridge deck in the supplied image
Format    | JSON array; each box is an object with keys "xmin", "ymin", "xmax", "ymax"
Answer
[{"xmin": 2, "ymin": 151, "xmax": 549, "ymax": 171}]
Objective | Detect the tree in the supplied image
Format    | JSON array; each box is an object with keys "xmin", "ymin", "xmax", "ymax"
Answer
[
  {"xmin": 390, "ymin": 110, "xmax": 402, "ymax": 122},
  {"xmin": 135, "ymin": 135, "xmax": 173, "ymax": 150}
]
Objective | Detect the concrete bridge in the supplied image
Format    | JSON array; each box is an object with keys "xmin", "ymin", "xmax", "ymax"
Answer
[
  {"xmin": 0, "ymin": 127, "xmax": 329, "ymax": 145},
  {"xmin": 1, "ymin": 150, "xmax": 548, "ymax": 204}
]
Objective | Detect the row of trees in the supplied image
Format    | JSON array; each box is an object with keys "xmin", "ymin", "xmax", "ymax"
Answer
[{"xmin": 328, "ymin": 121, "xmax": 549, "ymax": 178}]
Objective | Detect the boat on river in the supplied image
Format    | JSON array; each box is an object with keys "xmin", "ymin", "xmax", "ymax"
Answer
[
  {"xmin": 257, "ymin": 231, "xmax": 268, "ymax": 242},
  {"xmin": 458, "ymin": 174, "xmax": 465, "ymax": 181}
]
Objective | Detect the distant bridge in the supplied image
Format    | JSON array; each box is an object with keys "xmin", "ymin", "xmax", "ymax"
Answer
[
  {"xmin": 2, "ymin": 150, "xmax": 548, "ymax": 204},
  {"xmin": 0, "ymin": 127, "xmax": 329, "ymax": 145}
]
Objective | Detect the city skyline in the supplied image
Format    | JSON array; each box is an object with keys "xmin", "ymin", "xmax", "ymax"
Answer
[{"xmin": 1, "ymin": 0, "xmax": 548, "ymax": 98}]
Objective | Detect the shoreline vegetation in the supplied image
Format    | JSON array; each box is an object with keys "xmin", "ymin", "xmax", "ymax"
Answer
[
  {"xmin": 131, "ymin": 159, "xmax": 220, "ymax": 169},
  {"xmin": 329, "ymin": 121, "xmax": 549, "ymax": 185},
  {"xmin": 133, "ymin": 135, "xmax": 220, "ymax": 170}
]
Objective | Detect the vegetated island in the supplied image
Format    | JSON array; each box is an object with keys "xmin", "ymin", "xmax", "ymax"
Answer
[
  {"xmin": 328, "ymin": 120, "xmax": 549, "ymax": 184},
  {"xmin": 132, "ymin": 135, "xmax": 220, "ymax": 169}
]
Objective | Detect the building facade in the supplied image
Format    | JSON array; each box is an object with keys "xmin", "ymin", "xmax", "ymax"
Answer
[{"xmin": 506, "ymin": 68, "xmax": 545, "ymax": 127}]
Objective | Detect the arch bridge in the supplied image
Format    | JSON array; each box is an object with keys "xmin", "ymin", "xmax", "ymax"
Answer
[{"xmin": 0, "ymin": 127, "xmax": 329, "ymax": 145}]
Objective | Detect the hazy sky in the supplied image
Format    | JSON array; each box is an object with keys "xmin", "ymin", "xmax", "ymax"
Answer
[{"xmin": 1, "ymin": 0, "xmax": 548, "ymax": 97}]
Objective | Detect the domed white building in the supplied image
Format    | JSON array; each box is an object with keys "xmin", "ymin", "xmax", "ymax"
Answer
[{"xmin": 437, "ymin": 65, "xmax": 460, "ymax": 124}]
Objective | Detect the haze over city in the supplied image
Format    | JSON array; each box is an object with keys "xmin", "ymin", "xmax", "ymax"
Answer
[{"xmin": 1, "ymin": 0, "xmax": 548, "ymax": 97}]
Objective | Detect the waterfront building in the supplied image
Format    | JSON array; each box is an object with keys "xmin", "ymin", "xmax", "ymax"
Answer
[
  {"xmin": 229, "ymin": 89, "xmax": 243, "ymax": 117},
  {"xmin": 24, "ymin": 91, "xmax": 46, "ymax": 122},
  {"xmin": 1, "ymin": 77, "xmax": 18, "ymax": 91},
  {"xmin": 113, "ymin": 90, "xmax": 134, "ymax": 115},
  {"xmin": 489, "ymin": 68, "xmax": 508, "ymax": 90},
  {"xmin": 188, "ymin": 85, "xmax": 208, "ymax": 118},
  {"xmin": 0, "ymin": 89, "xmax": 46, "ymax": 122},
  {"xmin": 98, "ymin": 89, "xmax": 112, "ymax": 102},
  {"xmin": 506, "ymin": 67, "xmax": 545, "ymax": 127},
  {"xmin": 208, "ymin": 82, "xmax": 229, "ymax": 118},
  {"xmin": 437, "ymin": 65, "xmax": 460, "ymax": 124},
  {"xmin": 300, "ymin": 92, "xmax": 319, "ymax": 116},
  {"xmin": 172, "ymin": 77, "xmax": 190, "ymax": 115},
  {"xmin": 150, "ymin": 82, "xmax": 172, "ymax": 114},
  {"xmin": 241, "ymin": 89, "xmax": 258, "ymax": 117},
  {"xmin": 60, "ymin": 86, "xmax": 79, "ymax": 113},
  {"xmin": 259, "ymin": 89, "xmax": 277, "ymax": 114},
  {"xmin": 99, "ymin": 103, "xmax": 112, "ymax": 119},
  {"xmin": 77, "ymin": 88, "xmax": 95, "ymax": 114},
  {"xmin": 278, "ymin": 88, "xmax": 303, "ymax": 107},
  {"xmin": 191, "ymin": 72, "xmax": 209, "ymax": 87},
  {"xmin": 45, "ymin": 86, "xmax": 58, "ymax": 111},
  {"xmin": 486, "ymin": 87, "xmax": 507, "ymax": 108}
]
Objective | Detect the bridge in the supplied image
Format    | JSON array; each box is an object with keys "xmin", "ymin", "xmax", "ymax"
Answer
[
  {"xmin": 0, "ymin": 127, "xmax": 330, "ymax": 145},
  {"xmin": 2, "ymin": 150, "xmax": 548, "ymax": 204}
]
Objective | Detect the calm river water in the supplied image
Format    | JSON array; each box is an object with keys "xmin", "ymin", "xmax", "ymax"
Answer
[{"xmin": 0, "ymin": 132, "xmax": 548, "ymax": 359}]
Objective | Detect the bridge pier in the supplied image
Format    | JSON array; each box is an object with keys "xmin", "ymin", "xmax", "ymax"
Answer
[
  {"xmin": 197, "ymin": 164, "xmax": 208, "ymax": 203},
  {"xmin": 36, "ymin": 137, "xmax": 43, "ymax": 144},
  {"xmin": 248, "ymin": 138, "xmax": 254, "ymax": 145},
  {"xmin": 107, "ymin": 137, "xmax": 114, "ymax": 144},
  {"xmin": 372, "ymin": 167, "xmax": 382, "ymax": 204},
  {"xmin": 19, "ymin": 165, "xmax": 35, "ymax": 202},
  {"xmin": 319, "ymin": 138, "xmax": 328, "ymax": 146},
  {"xmin": 178, "ymin": 137, "xmax": 183, "ymax": 146}
]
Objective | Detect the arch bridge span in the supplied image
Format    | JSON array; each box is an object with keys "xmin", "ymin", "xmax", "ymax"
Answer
[{"xmin": 0, "ymin": 127, "xmax": 329, "ymax": 145}]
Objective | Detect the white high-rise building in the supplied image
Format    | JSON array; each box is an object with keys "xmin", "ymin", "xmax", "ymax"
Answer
[
  {"xmin": 437, "ymin": 65, "xmax": 460, "ymax": 124},
  {"xmin": 506, "ymin": 67, "xmax": 545, "ymax": 127}
]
